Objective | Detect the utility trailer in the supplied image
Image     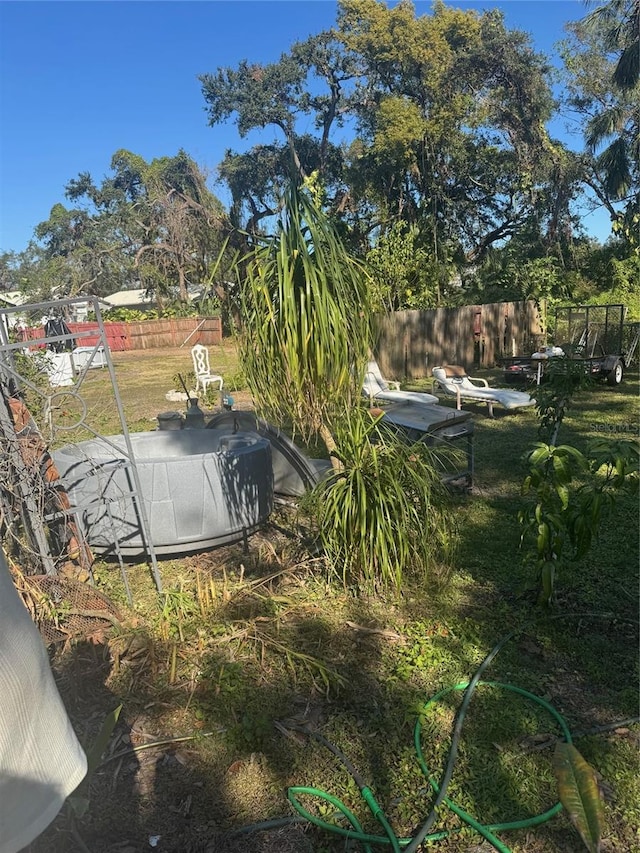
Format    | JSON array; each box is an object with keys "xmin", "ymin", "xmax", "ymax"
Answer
[{"xmin": 502, "ymin": 304, "xmax": 638, "ymax": 386}]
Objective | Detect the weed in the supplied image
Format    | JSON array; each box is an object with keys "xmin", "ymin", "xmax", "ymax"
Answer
[{"xmin": 159, "ymin": 580, "xmax": 197, "ymax": 641}]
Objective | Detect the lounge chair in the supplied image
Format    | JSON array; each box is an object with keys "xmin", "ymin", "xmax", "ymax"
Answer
[
  {"xmin": 431, "ymin": 365, "xmax": 535, "ymax": 417},
  {"xmin": 363, "ymin": 360, "xmax": 439, "ymax": 406}
]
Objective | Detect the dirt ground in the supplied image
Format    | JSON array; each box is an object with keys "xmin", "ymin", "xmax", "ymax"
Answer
[{"xmin": 26, "ymin": 537, "xmax": 320, "ymax": 853}]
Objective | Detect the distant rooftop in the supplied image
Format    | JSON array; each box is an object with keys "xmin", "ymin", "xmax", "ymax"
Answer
[
  {"xmin": 103, "ymin": 288, "xmax": 156, "ymax": 309},
  {"xmin": 0, "ymin": 290, "xmax": 30, "ymax": 307}
]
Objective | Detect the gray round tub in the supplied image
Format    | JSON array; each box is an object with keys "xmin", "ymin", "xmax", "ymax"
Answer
[{"xmin": 53, "ymin": 430, "xmax": 273, "ymax": 556}]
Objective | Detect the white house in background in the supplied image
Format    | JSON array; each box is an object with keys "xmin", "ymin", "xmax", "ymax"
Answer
[
  {"xmin": 103, "ymin": 288, "xmax": 157, "ymax": 311},
  {"xmin": 71, "ymin": 295, "xmax": 112, "ymax": 321},
  {"xmin": 0, "ymin": 289, "xmax": 29, "ymax": 308},
  {"xmin": 0, "ymin": 291, "xmax": 112, "ymax": 326}
]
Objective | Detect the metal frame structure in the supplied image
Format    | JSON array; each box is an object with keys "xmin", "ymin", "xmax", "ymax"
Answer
[{"xmin": 0, "ymin": 296, "xmax": 162, "ymax": 600}]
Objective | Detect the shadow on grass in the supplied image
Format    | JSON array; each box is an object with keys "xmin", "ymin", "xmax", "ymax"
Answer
[{"xmin": 30, "ymin": 550, "xmax": 638, "ymax": 853}]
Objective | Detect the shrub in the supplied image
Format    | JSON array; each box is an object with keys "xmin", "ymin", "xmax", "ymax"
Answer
[{"xmin": 304, "ymin": 408, "xmax": 456, "ymax": 593}]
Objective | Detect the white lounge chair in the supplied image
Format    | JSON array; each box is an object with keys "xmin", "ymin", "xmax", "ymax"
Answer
[
  {"xmin": 363, "ymin": 360, "xmax": 439, "ymax": 406},
  {"xmin": 432, "ymin": 365, "xmax": 534, "ymax": 417}
]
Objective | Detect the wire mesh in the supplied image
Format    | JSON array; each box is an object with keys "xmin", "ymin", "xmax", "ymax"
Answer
[
  {"xmin": 0, "ymin": 296, "xmax": 162, "ymax": 601},
  {"xmin": 12, "ymin": 570, "xmax": 122, "ymax": 646}
]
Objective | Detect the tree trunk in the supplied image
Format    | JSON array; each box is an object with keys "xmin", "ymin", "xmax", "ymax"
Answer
[
  {"xmin": 318, "ymin": 423, "xmax": 343, "ymax": 471},
  {"xmin": 178, "ymin": 265, "xmax": 188, "ymax": 303}
]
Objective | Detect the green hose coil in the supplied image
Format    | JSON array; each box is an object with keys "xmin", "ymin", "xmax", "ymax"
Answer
[{"xmin": 287, "ymin": 679, "xmax": 573, "ymax": 852}]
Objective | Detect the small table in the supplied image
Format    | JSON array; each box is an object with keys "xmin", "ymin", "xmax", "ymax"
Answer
[{"xmin": 380, "ymin": 402, "xmax": 474, "ymax": 487}]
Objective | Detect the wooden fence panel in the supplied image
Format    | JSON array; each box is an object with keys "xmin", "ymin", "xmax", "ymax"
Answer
[
  {"xmin": 68, "ymin": 322, "xmax": 130, "ymax": 351},
  {"xmin": 20, "ymin": 317, "xmax": 223, "ymax": 352},
  {"xmin": 126, "ymin": 317, "xmax": 222, "ymax": 350},
  {"xmin": 21, "ymin": 322, "xmax": 130, "ymax": 351},
  {"xmin": 21, "ymin": 317, "xmax": 222, "ymax": 352},
  {"xmin": 376, "ymin": 301, "xmax": 542, "ymax": 379}
]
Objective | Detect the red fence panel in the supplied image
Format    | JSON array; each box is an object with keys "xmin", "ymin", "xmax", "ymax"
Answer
[
  {"xmin": 18, "ymin": 318, "xmax": 221, "ymax": 352},
  {"xmin": 19, "ymin": 322, "xmax": 130, "ymax": 351},
  {"xmin": 67, "ymin": 322, "xmax": 130, "ymax": 351}
]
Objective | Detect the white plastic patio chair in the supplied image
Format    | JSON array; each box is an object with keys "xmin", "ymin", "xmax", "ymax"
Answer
[
  {"xmin": 191, "ymin": 344, "xmax": 224, "ymax": 397},
  {"xmin": 363, "ymin": 360, "xmax": 439, "ymax": 406},
  {"xmin": 431, "ymin": 365, "xmax": 534, "ymax": 417}
]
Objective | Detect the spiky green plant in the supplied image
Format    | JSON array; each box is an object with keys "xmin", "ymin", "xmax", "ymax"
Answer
[
  {"xmin": 304, "ymin": 408, "xmax": 457, "ymax": 592},
  {"xmin": 237, "ymin": 178, "xmax": 373, "ymax": 462}
]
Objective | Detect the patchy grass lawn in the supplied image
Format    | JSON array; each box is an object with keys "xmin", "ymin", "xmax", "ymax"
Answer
[
  {"xmin": 38, "ymin": 342, "xmax": 251, "ymax": 444},
  {"xmin": 25, "ymin": 350, "xmax": 639, "ymax": 853}
]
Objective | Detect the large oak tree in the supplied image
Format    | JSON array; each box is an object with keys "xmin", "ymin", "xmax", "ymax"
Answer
[{"xmin": 201, "ymin": 0, "xmax": 574, "ymax": 306}]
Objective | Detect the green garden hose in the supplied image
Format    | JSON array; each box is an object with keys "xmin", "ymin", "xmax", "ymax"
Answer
[
  {"xmin": 232, "ymin": 613, "xmax": 637, "ymax": 851},
  {"xmin": 286, "ymin": 624, "xmax": 574, "ymax": 853},
  {"xmin": 287, "ymin": 679, "xmax": 571, "ymax": 853}
]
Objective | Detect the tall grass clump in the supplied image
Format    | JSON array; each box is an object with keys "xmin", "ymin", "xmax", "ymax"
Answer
[{"xmin": 305, "ymin": 408, "xmax": 457, "ymax": 593}]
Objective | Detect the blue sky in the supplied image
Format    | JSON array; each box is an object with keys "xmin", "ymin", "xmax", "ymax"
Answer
[{"xmin": 0, "ymin": 0, "xmax": 606, "ymax": 255}]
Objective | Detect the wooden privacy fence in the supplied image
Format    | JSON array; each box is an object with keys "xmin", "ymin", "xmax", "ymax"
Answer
[
  {"xmin": 125, "ymin": 316, "xmax": 222, "ymax": 350},
  {"xmin": 23, "ymin": 317, "xmax": 222, "ymax": 352},
  {"xmin": 375, "ymin": 301, "xmax": 542, "ymax": 379}
]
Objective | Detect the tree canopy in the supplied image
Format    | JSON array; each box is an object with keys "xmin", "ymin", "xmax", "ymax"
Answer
[
  {"xmin": 25, "ymin": 150, "xmax": 232, "ymax": 306},
  {"xmin": 5, "ymin": 0, "xmax": 637, "ymax": 312},
  {"xmin": 199, "ymin": 0, "xmax": 600, "ymax": 307},
  {"xmin": 561, "ymin": 0, "xmax": 639, "ymax": 248}
]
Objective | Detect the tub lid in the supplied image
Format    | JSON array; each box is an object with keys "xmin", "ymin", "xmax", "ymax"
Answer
[{"xmin": 207, "ymin": 411, "xmax": 323, "ymax": 496}]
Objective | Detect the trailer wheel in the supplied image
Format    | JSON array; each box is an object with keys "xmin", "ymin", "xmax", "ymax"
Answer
[{"xmin": 607, "ymin": 360, "xmax": 623, "ymax": 386}]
